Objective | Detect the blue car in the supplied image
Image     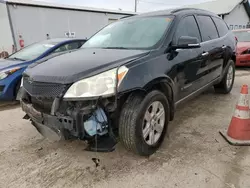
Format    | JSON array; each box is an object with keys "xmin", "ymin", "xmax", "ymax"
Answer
[{"xmin": 0, "ymin": 38, "xmax": 86, "ymax": 100}]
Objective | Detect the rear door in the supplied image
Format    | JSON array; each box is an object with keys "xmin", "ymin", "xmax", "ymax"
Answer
[
  {"xmin": 212, "ymin": 17, "xmax": 232, "ymax": 66},
  {"xmin": 196, "ymin": 15, "xmax": 224, "ymax": 85}
]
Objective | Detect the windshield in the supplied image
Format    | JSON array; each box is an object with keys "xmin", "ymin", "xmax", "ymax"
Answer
[
  {"xmin": 8, "ymin": 42, "xmax": 56, "ymax": 61},
  {"xmin": 83, "ymin": 16, "xmax": 174, "ymax": 49},
  {"xmin": 234, "ymin": 30, "xmax": 250, "ymax": 42}
]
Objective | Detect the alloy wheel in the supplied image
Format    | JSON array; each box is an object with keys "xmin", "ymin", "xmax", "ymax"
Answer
[
  {"xmin": 142, "ymin": 101, "xmax": 165, "ymax": 146},
  {"xmin": 226, "ymin": 65, "xmax": 233, "ymax": 89}
]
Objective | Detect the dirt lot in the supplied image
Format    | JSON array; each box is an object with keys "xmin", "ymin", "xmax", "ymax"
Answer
[{"xmin": 1, "ymin": 69, "xmax": 250, "ymax": 188}]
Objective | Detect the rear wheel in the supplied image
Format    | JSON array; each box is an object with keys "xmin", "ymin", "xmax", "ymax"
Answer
[
  {"xmin": 119, "ymin": 90, "xmax": 170, "ymax": 156},
  {"xmin": 214, "ymin": 60, "xmax": 235, "ymax": 94}
]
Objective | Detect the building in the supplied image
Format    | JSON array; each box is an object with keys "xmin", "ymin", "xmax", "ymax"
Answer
[
  {"xmin": 0, "ymin": 0, "xmax": 135, "ymax": 55},
  {"xmin": 185, "ymin": 0, "xmax": 250, "ymax": 30}
]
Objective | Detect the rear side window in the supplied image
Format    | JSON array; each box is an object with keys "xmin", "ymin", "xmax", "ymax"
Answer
[
  {"xmin": 175, "ymin": 16, "xmax": 201, "ymax": 42},
  {"xmin": 213, "ymin": 17, "xmax": 229, "ymax": 37},
  {"xmin": 197, "ymin": 15, "xmax": 219, "ymax": 42}
]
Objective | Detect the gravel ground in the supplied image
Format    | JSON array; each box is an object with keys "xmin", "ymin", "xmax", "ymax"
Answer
[{"xmin": 1, "ymin": 69, "xmax": 250, "ymax": 188}]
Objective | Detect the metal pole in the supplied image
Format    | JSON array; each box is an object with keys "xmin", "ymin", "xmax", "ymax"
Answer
[{"xmin": 135, "ymin": 0, "xmax": 138, "ymax": 12}]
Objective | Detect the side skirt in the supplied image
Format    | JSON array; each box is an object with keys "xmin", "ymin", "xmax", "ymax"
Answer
[{"xmin": 174, "ymin": 77, "xmax": 221, "ymax": 108}]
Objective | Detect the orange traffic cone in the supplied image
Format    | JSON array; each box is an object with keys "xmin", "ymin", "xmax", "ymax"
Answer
[{"xmin": 220, "ymin": 85, "xmax": 250, "ymax": 145}]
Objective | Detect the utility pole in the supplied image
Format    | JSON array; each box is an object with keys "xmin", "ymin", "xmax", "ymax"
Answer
[{"xmin": 135, "ymin": 0, "xmax": 138, "ymax": 12}]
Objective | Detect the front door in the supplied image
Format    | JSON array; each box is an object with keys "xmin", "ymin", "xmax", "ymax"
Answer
[{"xmin": 171, "ymin": 15, "xmax": 204, "ymax": 100}]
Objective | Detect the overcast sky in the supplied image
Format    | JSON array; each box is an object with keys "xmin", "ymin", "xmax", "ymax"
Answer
[{"xmin": 40, "ymin": 0, "xmax": 213, "ymax": 12}]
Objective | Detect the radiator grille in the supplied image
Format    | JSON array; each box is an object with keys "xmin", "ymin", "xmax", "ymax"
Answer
[{"xmin": 23, "ymin": 76, "xmax": 66, "ymax": 98}]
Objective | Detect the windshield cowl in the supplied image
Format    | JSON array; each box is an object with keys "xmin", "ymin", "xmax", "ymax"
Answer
[{"xmin": 7, "ymin": 57, "xmax": 26, "ymax": 61}]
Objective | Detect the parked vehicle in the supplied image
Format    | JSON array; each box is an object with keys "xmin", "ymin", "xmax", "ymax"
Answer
[
  {"xmin": 0, "ymin": 38, "xmax": 86, "ymax": 100},
  {"xmin": 20, "ymin": 8, "xmax": 236, "ymax": 156},
  {"xmin": 233, "ymin": 29, "xmax": 250, "ymax": 66}
]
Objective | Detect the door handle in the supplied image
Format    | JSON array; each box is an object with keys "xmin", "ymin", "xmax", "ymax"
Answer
[
  {"xmin": 202, "ymin": 52, "xmax": 209, "ymax": 56},
  {"xmin": 222, "ymin": 45, "xmax": 227, "ymax": 49}
]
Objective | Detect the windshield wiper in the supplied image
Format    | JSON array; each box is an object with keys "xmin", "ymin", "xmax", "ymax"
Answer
[{"xmin": 7, "ymin": 57, "xmax": 26, "ymax": 61}]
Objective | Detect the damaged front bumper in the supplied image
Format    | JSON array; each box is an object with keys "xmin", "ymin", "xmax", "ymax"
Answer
[
  {"xmin": 19, "ymin": 72, "xmax": 119, "ymax": 151},
  {"xmin": 20, "ymin": 97, "xmax": 101, "ymax": 140},
  {"xmin": 21, "ymin": 98, "xmax": 117, "ymax": 152},
  {"xmin": 21, "ymin": 100, "xmax": 76, "ymax": 141}
]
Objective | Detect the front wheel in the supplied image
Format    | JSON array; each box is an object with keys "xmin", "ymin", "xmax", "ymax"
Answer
[
  {"xmin": 214, "ymin": 60, "xmax": 235, "ymax": 94},
  {"xmin": 119, "ymin": 90, "xmax": 170, "ymax": 156}
]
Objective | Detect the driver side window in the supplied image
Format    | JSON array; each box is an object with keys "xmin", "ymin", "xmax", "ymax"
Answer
[{"xmin": 175, "ymin": 16, "xmax": 201, "ymax": 43}]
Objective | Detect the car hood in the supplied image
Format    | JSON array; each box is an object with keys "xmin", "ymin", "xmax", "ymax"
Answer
[
  {"xmin": 0, "ymin": 58, "xmax": 25, "ymax": 71},
  {"xmin": 25, "ymin": 48, "xmax": 150, "ymax": 84},
  {"xmin": 237, "ymin": 42, "xmax": 250, "ymax": 54}
]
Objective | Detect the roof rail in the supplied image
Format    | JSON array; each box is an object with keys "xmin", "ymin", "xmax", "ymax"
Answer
[{"xmin": 171, "ymin": 8, "xmax": 202, "ymax": 13}]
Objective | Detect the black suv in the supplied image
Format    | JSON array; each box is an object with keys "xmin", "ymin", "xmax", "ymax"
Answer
[{"xmin": 20, "ymin": 8, "xmax": 236, "ymax": 156}]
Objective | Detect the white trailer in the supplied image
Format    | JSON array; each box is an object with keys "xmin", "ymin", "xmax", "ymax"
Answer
[
  {"xmin": 0, "ymin": 0, "xmax": 135, "ymax": 57},
  {"xmin": 0, "ymin": 1, "xmax": 14, "ymax": 57}
]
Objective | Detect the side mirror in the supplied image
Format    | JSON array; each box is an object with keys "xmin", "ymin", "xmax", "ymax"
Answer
[{"xmin": 173, "ymin": 36, "xmax": 201, "ymax": 49}]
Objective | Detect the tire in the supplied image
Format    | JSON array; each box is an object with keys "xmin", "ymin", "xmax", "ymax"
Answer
[
  {"xmin": 119, "ymin": 90, "xmax": 170, "ymax": 156},
  {"xmin": 214, "ymin": 60, "xmax": 235, "ymax": 94}
]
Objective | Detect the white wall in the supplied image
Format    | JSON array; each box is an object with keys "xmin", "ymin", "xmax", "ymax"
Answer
[
  {"xmin": 0, "ymin": 2, "xmax": 14, "ymax": 55},
  {"xmin": 224, "ymin": 3, "xmax": 249, "ymax": 30},
  {"xmin": 8, "ymin": 4, "xmax": 130, "ymax": 49}
]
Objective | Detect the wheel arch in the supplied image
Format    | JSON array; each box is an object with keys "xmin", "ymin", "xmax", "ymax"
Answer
[
  {"xmin": 231, "ymin": 53, "xmax": 236, "ymax": 64},
  {"xmin": 143, "ymin": 77, "xmax": 175, "ymax": 121},
  {"xmin": 223, "ymin": 47, "xmax": 236, "ymax": 68},
  {"xmin": 117, "ymin": 77, "xmax": 175, "ymax": 121}
]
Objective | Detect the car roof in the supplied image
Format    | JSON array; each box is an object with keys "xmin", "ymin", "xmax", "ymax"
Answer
[{"xmin": 125, "ymin": 8, "xmax": 219, "ymax": 19}]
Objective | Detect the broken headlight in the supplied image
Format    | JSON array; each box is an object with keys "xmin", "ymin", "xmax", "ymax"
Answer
[{"xmin": 63, "ymin": 66, "xmax": 128, "ymax": 99}]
